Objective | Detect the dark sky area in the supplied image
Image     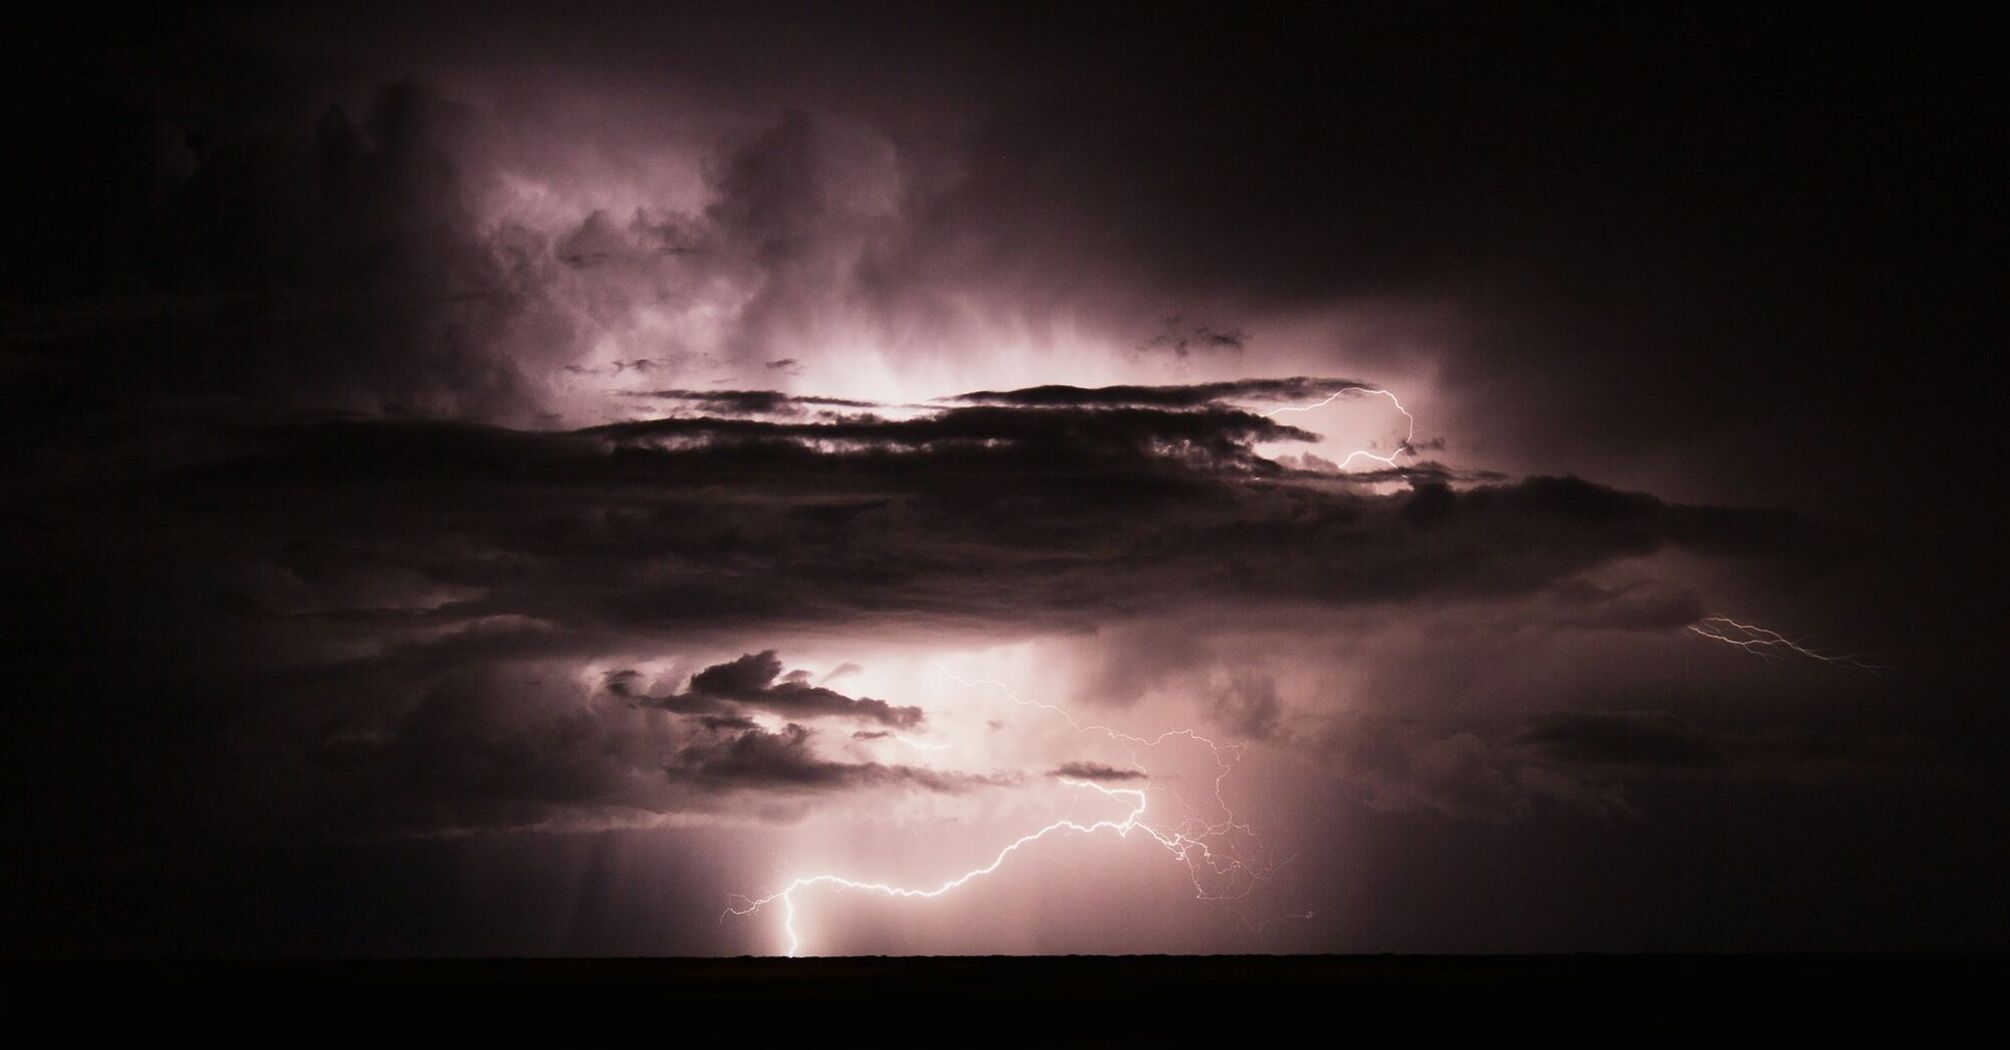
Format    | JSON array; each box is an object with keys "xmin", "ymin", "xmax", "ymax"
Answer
[{"xmin": 2, "ymin": 4, "xmax": 2003, "ymax": 956}]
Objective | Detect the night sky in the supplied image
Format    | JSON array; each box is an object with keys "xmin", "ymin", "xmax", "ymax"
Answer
[{"xmin": 4, "ymin": 4, "xmax": 2003, "ymax": 957}]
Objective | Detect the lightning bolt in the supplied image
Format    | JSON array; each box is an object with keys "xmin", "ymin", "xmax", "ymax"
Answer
[
  {"xmin": 1260, "ymin": 386, "xmax": 1418, "ymax": 470},
  {"xmin": 1686, "ymin": 616, "xmax": 1884, "ymax": 671},
  {"xmin": 730, "ymin": 780, "xmax": 1177, "ymax": 957},
  {"xmin": 723, "ymin": 668, "xmax": 1283, "ymax": 956}
]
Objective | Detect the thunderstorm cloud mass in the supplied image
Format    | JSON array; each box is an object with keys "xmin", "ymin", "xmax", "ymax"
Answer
[{"xmin": 3, "ymin": 3, "xmax": 2002, "ymax": 962}]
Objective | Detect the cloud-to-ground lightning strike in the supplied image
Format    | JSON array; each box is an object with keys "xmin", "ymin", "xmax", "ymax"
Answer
[
  {"xmin": 729, "ymin": 780, "xmax": 1166, "ymax": 957},
  {"xmin": 1687, "ymin": 616, "xmax": 1884, "ymax": 671},
  {"xmin": 1259, "ymin": 385, "xmax": 1419, "ymax": 470},
  {"xmin": 724, "ymin": 668, "xmax": 1283, "ymax": 956}
]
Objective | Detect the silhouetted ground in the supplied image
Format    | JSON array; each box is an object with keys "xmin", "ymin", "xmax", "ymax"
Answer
[{"xmin": 7, "ymin": 954, "xmax": 1999, "ymax": 1033}]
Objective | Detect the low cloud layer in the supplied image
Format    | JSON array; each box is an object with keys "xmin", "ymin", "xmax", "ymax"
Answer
[
  {"xmin": 1320, "ymin": 711, "xmax": 1928, "ymax": 823},
  {"xmin": 2, "ymin": 380, "xmax": 1842, "ymax": 845}
]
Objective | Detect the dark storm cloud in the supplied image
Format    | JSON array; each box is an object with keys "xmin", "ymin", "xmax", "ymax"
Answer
[
  {"xmin": 26, "ymin": 8, "xmax": 1809, "ymax": 448},
  {"xmin": 578, "ymin": 647, "xmax": 920, "ymax": 724},
  {"xmin": 3, "ymin": 73, "xmax": 577, "ymax": 428},
  {"xmin": 581, "ymin": 402, "xmax": 1319, "ymax": 460},
  {"xmin": 1320, "ymin": 711, "xmax": 1929, "ymax": 823},
  {"xmin": 278, "ymin": 658, "xmax": 994, "ymax": 838},
  {"xmin": 1208, "ymin": 673, "xmax": 1288, "ymax": 743},
  {"xmin": 15, "ymin": 383, "xmax": 1854, "ymax": 842},
  {"xmin": 302, "ymin": 427, "xmax": 1820, "ymax": 659},
  {"xmin": 0, "ymin": 379, "xmax": 1834, "ymax": 844},
  {"xmin": 1274, "ymin": 459, "xmax": 1508, "ymax": 487},
  {"xmin": 1049, "ymin": 762, "xmax": 1148, "ymax": 783},
  {"xmin": 625, "ymin": 390, "xmax": 879, "ymax": 415},
  {"xmin": 689, "ymin": 651, "xmax": 795, "ymax": 698},
  {"xmin": 198, "ymin": 638, "xmax": 973, "ymax": 839},
  {"xmin": 14, "ymin": 6, "xmax": 1991, "ymax": 518},
  {"xmin": 142, "ymin": 395, "xmax": 1819, "ymax": 653},
  {"xmin": 2, "ymin": 61, "xmax": 919, "ymax": 434},
  {"xmin": 1135, "ymin": 317, "xmax": 1247, "ymax": 358},
  {"xmin": 667, "ymin": 722, "xmax": 1007, "ymax": 794},
  {"xmin": 1516, "ymin": 713, "xmax": 1730, "ymax": 771},
  {"xmin": 553, "ymin": 208, "xmax": 702, "ymax": 267},
  {"xmin": 668, "ymin": 650, "xmax": 924, "ymax": 728},
  {"xmin": 951, "ymin": 378, "xmax": 1375, "ymax": 409},
  {"xmin": 600, "ymin": 668, "xmax": 648, "ymax": 698},
  {"xmin": 1530, "ymin": 581, "xmax": 1709, "ymax": 633}
]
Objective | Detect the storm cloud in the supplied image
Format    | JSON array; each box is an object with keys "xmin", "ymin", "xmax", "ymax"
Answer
[
  {"xmin": 631, "ymin": 650, "xmax": 925, "ymax": 729},
  {"xmin": 1317, "ymin": 710, "xmax": 1933, "ymax": 824},
  {"xmin": 5, "ymin": 4, "xmax": 2000, "ymax": 957},
  {"xmin": 669, "ymin": 722, "xmax": 1007, "ymax": 794},
  {"xmin": 0, "ymin": 378, "xmax": 1843, "ymax": 850},
  {"xmin": 1049, "ymin": 762, "xmax": 1149, "ymax": 783}
]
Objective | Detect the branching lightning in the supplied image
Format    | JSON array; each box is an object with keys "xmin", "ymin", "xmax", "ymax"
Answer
[
  {"xmin": 729, "ymin": 780, "xmax": 1175, "ymax": 957},
  {"xmin": 1686, "ymin": 616, "xmax": 1884, "ymax": 671},
  {"xmin": 723, "ymin": 667, "xmax": 1283, "ymax": 956},
  {"xmin": 1260, "ymin": 386, "xmax": 1418, "ymax": 470}
]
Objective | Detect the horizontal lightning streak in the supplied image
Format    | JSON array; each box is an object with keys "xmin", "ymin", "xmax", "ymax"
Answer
[
  {"xmin": 1260, "ymin": 386, "xmax": 1418, "ymax": 470},
  {"xmin": 1686, "ymin": 616, "xmax": 1884, "ymax": 672}
]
